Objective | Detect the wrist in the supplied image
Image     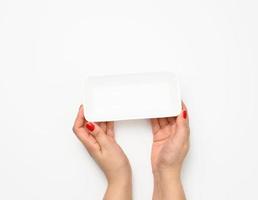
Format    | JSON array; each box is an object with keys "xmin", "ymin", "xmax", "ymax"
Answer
[
  {"xmin": 153, "ymin": 169, "xmax": 181, "ymax": 185},
  {"xmin": 105, "ymin": 173, "xmax": 132, "ymax": 200},
  {"xmin": 153, "ymin": 169, "xmax": 184, "ymax": 200},
  {"xmin": 108, "ymin": 175, "xmax": 132, "ymax": 188},
  {"xmin": 107, "ymin": 169, "xmax": 132, "ymax": 187},
  {"xmin": 153, "ymin": 165, "xmax": 181, "ymax": 181}
]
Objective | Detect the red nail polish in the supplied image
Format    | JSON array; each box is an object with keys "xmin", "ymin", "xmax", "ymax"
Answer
[
  {"xmin": 182, "ymin": 110, "xmax": 187, "ymax": 119},
  {"xmin": 86, "ymin": 122, "xmax": 95, "ymax": 131}
]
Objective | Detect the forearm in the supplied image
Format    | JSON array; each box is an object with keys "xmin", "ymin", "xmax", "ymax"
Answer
[
  {"xmin": 153, "ymin": 170, "xmax": 186, "ymax": 200},
  {"xmin": 104, "ymin": 177, "xmax": 132, "ymax": 200}
]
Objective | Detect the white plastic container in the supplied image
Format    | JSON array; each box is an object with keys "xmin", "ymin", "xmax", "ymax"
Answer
[{"xmin": 83, "ymin": 72, "xmax": 181, "ymax": 122}]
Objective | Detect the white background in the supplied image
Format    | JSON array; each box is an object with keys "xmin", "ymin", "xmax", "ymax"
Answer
[{"xmin": 0, "ymin": 0, "xmax": 258, "ymax": 199}]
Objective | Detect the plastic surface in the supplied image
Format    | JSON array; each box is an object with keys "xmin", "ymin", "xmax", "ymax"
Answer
[{"xmin": 84, "ymin": 72, "xmax": 181, "ymax": 122}]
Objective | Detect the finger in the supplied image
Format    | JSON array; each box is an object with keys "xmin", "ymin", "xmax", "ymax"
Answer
[
  {"xmin": 77, "ymin": 131, "xmax": 101, "ymax": 153},
  {"xmin": 86, "ymin": 122, "xmax": 111, "ymax": 148},
  {"xmin": 73, "ymin": 105, "xmax": 100, "ymax": 152},
  {"xmin": 168, "ymin": 117, "xmax": 177, "ymax": 138},
  {"xmin": 176, "ymin": 101, "xmax": 189, "ymax": 129},
  {"xmin": 99, "ymin": 122, "xmax": 107, "ymax": 133},
  {"xmin": 106, "ymin": 121, "xmax": 114, "ymax": 138},
  {"xmin": 181, "ymin": 101, "xmax": 187, "ymax": 112},
  {"xmin": 174, "ymin": 101, "xmax": 190, "ymax": 142},
  {"xmin": 167, "ymin": 116, "xmax": 176, "ymax": 125},
  {"xmin": 150, "ymin": 118, "xmax": 160, "ymax": 135},
  {"xmin": 73, "ymin": 105, "xmax": 87, "ymax": 135},
  {"xmin": 158, "ymin": 118, "xmax": 169, "ymax": 128},
  {"xmin": 73, "ymin": 105, "xmax": 85, "ymax": 129},
  {"xmin": 81, "ymin": 106, "xmax": 99, "ymax": 145}
]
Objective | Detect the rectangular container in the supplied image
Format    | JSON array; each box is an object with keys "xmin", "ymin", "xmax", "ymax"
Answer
[{"xmin": 83, "ymin": 72, "xmax": 181, "ymax": 122}]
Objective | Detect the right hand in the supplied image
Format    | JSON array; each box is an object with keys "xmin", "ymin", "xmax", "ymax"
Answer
[
  {"xmin": 150, "ymin": 102, "xmax": 190, "ymax": 176},
  {"xmin": 150, "ymin": 102, "xmax": 190, "ymax": 200}
]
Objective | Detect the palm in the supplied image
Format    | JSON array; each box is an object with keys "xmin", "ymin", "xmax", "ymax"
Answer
[{"xmin": 151, "ymin": 117, "xmax": 177, "ymax": 171}]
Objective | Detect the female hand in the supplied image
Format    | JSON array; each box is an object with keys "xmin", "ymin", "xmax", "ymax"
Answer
[
  {"xmin": 150, "ymin": 102, "xmax": 190, "ymax": 200},
  {"xmin": 73, "ymin": 105, "xmax": 132, "ymax": 200}
]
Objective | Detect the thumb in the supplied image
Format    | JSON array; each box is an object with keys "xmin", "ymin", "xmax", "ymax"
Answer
[
  {"xmin": 85, "ymin": 122, "xmax": 110, "ymax": 149},
  {"xmin": 176, "ymin": 101, "xmax": 189, "ymax": 130},
  {"xmin": 172, "ymin": 102, "xmax": 190, "ymax": 144}
]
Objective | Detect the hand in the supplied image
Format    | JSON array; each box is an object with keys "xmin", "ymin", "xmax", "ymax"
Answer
[
  {"xmin": 150, "ymin": 102, "xmax": 190, "ymax": 200},
  {"xmin": 73, "ymin": 105, "xmax": 132, "ymax": 200}
]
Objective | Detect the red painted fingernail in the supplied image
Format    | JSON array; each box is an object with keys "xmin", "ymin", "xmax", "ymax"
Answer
[
  {"xmin": 86, "ymin": 122, "xmax": 95, "ymax": 131},
  {"xmin": 182, "ymin": 110, "xmax": 187, "ymax": 119}
]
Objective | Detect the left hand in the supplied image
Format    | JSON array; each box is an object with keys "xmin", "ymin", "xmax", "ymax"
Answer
[{"xmin": 72, "ymin": 105, "xmax": 132, "ymax": 199}]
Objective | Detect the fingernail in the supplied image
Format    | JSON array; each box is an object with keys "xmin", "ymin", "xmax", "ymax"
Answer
[
  {"xmin": 182, "ymin": 110, "xmax": 187, "ymax": 119},
  {"xmin": 86, "ymin": 122, "xmax": 95, "ymax": 131}
]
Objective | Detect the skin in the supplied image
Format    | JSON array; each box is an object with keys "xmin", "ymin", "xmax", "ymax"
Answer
[
  {"xmin": 150, "ymin": 102, "xmax": 190, "ymax": 200},
  {"xmin": 72, "ymin": 105, "xmax": 132, "ymax": 200},
  {"xmin": 73, "ymin": 102, "xmax": 189, "ymax": 200}
]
